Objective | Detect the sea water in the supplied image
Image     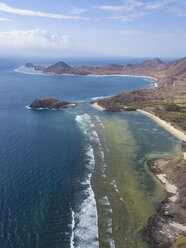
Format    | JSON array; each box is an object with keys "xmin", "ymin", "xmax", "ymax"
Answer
[{"xmin": 0, "ymin": 57, "xmax": 179, "ymax": 248}]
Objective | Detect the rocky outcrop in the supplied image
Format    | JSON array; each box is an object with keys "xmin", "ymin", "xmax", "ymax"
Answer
[
  {"xmin": 29, "ymin": 98, "xmax": 77, "ymax": 110},
  {"xmin": 142, "ymin": 216, "xmax": 172, "ymax": 248},
  {"xmin": 25, "ymin": 63, "xmax": 34, "ymax": 67},
  {"xmin": 143, "ymin": 150, "xmax": 186, "ymax": 248},
  {"xmin": 96, "ymin": 88, "xmax": 167, "ymax": 112}
]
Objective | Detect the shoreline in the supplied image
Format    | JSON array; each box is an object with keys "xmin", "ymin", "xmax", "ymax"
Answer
[
  {"xmin": 86, "ymin": 74, "xmax": 158, "ymax": 81},
  {"xmin": 92, "ymin": 103, "xmax": 186, "ymax": 142},
  {"xmin": 20, "ymin": 66, "xmax": 159, "ymax": 82},
  {"xmin": 92, "ymin": 102, "xmax": 106, "ymax": 111},
  {"xmin": 143, "ymin": 157, "xmax": 186, "ymax": 247},
  {"xmin": 137, "ymin": 109, "xmax": 186, "ymax": 142},
  {"xmin": 46, "ymin": 72, "xmax": 158, "ymax": 81}
]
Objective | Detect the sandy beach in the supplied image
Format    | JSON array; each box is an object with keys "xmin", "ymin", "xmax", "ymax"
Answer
[
  {"xmin": 87, "ymin": 74, "xmax": 158, "ymax": 81},
  {"xmin": 138, "ymin": 109, "xmax": 186, "ymax": 141},
  {"xmin": 42, "ymin": 70, "xmax": 158, "ymax": 82},
  {"xmin": 92, "ymin": 102, "xmax": 106, "ymax": 111}
]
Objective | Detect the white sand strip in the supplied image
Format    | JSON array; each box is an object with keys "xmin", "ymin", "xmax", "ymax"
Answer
[
  {"xmin": 169, "ymin": 222, "xmax": 186, "ymax": 232},
  {"xmin": 92, "ymin": 102, "xmax": 106, "ymax": 111},
  {"xmin": 88, "ymin": 74, "xmax": 158, "ymax": 81},
  {"xmin": 137, "ymin": 109, "xmax": 186, "ymax": 142},
  {"xmin": 156, "ymin": 174, "xmax": 178, "ymax": 202}
]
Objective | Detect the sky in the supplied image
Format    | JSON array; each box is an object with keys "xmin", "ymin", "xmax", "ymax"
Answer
[{"xmin": 0, "ymin": 0, "xmax": 186, "ymax": 58}]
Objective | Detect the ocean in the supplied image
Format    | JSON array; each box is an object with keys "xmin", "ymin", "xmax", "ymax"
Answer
[{"xmin": 0, "ymin": 57, "xmax": 180, "ymax": 248}]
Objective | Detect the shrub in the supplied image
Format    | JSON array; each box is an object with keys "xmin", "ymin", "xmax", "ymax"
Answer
[
  {"xmin": 124, "ymin": 107, "xmax": 136, "ymax": 111},
  {"xmin": 164, "ymin": 102, "xmax": 181, "ymax": 112},
  {"xmin": 172, "ymin": 236, "xmax": 186, "ymax": 248}
]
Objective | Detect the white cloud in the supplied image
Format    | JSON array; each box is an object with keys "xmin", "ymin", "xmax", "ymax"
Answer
[
  {"xmin": 150, "ymin": 33, "xmax": 175, "ymax": 38},
  {"xmin": 69, "ymin": 6, "xmax": 86, "ymax": 15},
  {"xmin": 0, "ymin": 2, "xmax": 88, "ymax": 20},
  {"xmin": 97, "ymin": 0, "xmax": 186, "ymax": 21},
  {"xmin": 116, "ymin": 29, "xmax": 144, "ymax": 35},
  {"xmin": 145, "ymin": 0, "xmax": 175, "ymax": 10},
  {"xmin": 108, "ymin": 11, "xmax": 151, "ymax": 22},
  {"xmin": 97, "ymin": 5, "xmax": 134, "ymax": 12},
  {"xmin": 96, "ymin": 0, "xmax": 143, "ymax": 12},
  {"xmin": 167, "ymin": 6, "xmax": 186, "ymax": 16},
  {"xmin": 0, "ymin": 28, "xmax": 70, "ymax": 48},
  {"xmin": 0, "ymin": 17, "xmax": 12, "ymax": 21}
]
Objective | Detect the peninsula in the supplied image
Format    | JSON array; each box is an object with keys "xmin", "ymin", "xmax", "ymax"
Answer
[
  {"xmin": 29, "ymin": 98, "xmax": 77, "ymax": 110},
  {"xmin": 26, "ymin": 58, "xmax": 166, "ymax": 76}
]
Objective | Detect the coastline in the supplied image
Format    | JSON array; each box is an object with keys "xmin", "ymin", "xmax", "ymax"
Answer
[
  {"xmin": 137, "ymin": 109, "xmax": 186, "ymax": 142},
  {"xmin": 92, "ymin": 102, "xmax": 106, "ymax": 111},
  {"xmin": 23, "ymin": 66, "xmax": 158, "ymax": 81},
  {"xmin": 138, "ymin": 109, "xmax": 186, "ymax": 247},
  {"xmin": 92, "ymin": 102, "xmax": 186, "ymax": 140},
  {"xmin": 49, "ymin": 72, "xmax": 158, "ymax": 82},
  {"xmin": 92, "ymin": 102, "xmax": 186, "ymax": 141},
  {"xmin": 143, "ymin": 156, "xmax": 186, "ymax": 248},
  {"xmin": 86, "ymin": 74, "xmax": 158, "ymax": 81},
  {"xmin": 94, "ymin": 102, "xmax": 186, "ymax": 247}
]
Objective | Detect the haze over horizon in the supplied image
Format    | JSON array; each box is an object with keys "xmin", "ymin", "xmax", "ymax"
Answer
[{"xmin": 0, "ymin": 0, "xmax": 186, "ymax": 58}]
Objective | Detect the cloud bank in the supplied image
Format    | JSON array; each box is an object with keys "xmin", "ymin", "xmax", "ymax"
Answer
[
  {"xmin": 96, "ymin": 0, "xmax": 186, "ymax": 21},
  {"xmin": 0, "ymin": 2, "xmax": 88, "ymax": 20},
  {"xmin": 0, "ymin": 29, "xmax": 70, "ymax": 48}
]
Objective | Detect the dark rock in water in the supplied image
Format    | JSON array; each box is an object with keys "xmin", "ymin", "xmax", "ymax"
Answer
[
  {"xmin": 142, "ymin": 216, "xmax": 172, "ymax": 248},
  {"xmin": 147, "ymin": 159, "xmax": 161, "ymax": 174},
  {"xmin": 29, "ymin": 98, "xmax": 77, "ymax": 110},
  {"xmin": 25, "ymin": 63, "xmax": 34, "ymax": 67},
  {"xmin": 181, "ymin": 141, "xmax": 186, "ymax": 152}
]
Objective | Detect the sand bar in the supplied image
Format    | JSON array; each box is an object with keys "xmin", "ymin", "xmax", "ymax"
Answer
[
  {"xmin": 92, "ymin": 102, "xmax": 105, "ymax": 111},
  {"xmin": 138, "ymin": 109, "xmax": 186, "ymax": 142}
]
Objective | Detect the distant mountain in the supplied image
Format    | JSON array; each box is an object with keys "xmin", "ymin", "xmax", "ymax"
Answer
[
  {"xmin": 26, "ymin": 58, "xmax": 167, "ymax": 76},
  {"xmin": 43, "ymin": 61, "xmax": 72, "ymax": 74},
  {"xmin": 95, "ymin": 57, "xmax": 186, "ymax": 114},
  {"xmin": 27, "ymin": 57, "xmax": 186, "ymax": 78}
]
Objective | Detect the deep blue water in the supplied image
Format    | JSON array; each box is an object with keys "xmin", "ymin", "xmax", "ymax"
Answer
[{"xmin": 0, "ymin": 58, "xmax": 177, "ymax": 248}]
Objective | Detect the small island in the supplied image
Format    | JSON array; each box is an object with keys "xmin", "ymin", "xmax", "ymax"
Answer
[{"xmin": 29, "ymin": 98, "xmax": 77, "ymax": 110}]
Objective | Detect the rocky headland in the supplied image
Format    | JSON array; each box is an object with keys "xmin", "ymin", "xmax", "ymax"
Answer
[
  {"xmin": 143, "ymin": 142, "xmax": 186, "ymax": 248},
  {"xmin": 29, "ymin": 98, "xmax": 77, "ymax": 110},
  {"xmin": 94, "ymin": 57, "xmax": 186, "ymax": 133}
]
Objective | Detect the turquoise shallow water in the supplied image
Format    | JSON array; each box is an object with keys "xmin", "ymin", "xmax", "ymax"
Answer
[{"xmin": 0, "ymin": 58, "xmax": 179, "ymax": 248}]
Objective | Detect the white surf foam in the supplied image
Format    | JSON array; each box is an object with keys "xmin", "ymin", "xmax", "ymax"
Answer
[
  {"xmin": 95, "ymin": 116, "xmax": 104, "ymax": 128},
  {"xmin": 70, "ymin": 210, "xmax": 75, "ymax": 248},
  {"xmin": 15, "ymin": 65, "xmax": 44, "ymax": 75},
  {"xmin": 76, "ymin": 100, "xmax": 85, "ymax": 103},
  {"xmin": 91, "ymin": 95, "xmax": 112, "ymax": 100},
  {"xmin": 25, "ymin": 106, "xmax": 58, "ymax": 111},
  {"xmin": 110, "ymin": 180, "xmax": 119, "ymax": 193},
  {"xmin": 74, "ymin": 115, "xmax": 99, "ymax": 248},
  {"xmin": 74, "ymin": 146, "xmax": 98, "ymax": 248},
  {"xmin": 98, "ymin": 196, "xmax": 115, "ymax": 247},
  {"xmin": 25, "ymin": 105, "xmax": 31, "ymax": 110},
  {"xmin": 75, "ymin": 113, "xmax": 115, "ymax": 247}
]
